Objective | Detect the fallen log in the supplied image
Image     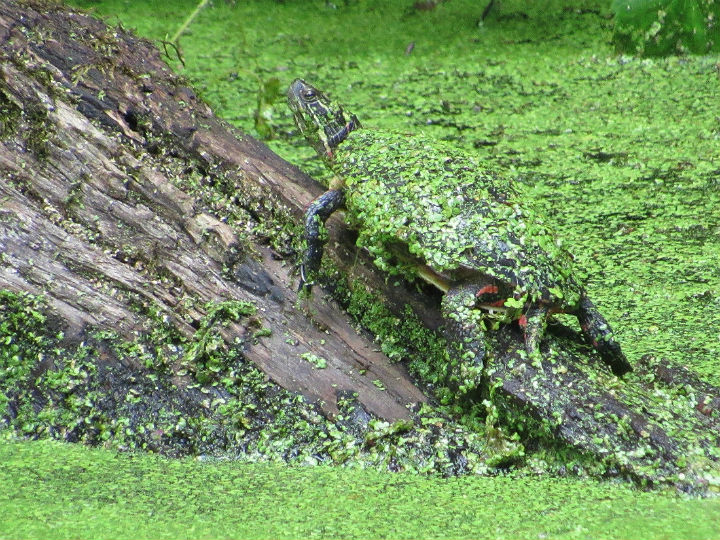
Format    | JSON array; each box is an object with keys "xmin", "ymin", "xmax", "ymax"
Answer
[{"xmin": 0, "ymin": 0, "xmax": 427, "ymax": 421}]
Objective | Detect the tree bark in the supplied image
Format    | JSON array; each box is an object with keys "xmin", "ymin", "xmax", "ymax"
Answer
[{"xmin": 1, "ymin": 0, "xmax": 719, "ymax": 491}]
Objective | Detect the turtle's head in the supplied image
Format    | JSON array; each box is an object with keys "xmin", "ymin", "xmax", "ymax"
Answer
[{"xmin": 287, "ymin": 78, "xmax": 361, "ymax": 160}]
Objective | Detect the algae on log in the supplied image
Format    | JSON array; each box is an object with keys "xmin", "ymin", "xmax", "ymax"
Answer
[
  {"xmin": 486, "ymin": 330, "xmax": 720, "ymax": 491},
  {"xmin": 0, "ymin": 0, "xmax": 719, "ymax": 492}
]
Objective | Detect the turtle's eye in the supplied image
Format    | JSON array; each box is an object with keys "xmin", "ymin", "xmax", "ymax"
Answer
[{"xmin": 303, "ymin": 88, "xmax": 317, "ymax": 101}]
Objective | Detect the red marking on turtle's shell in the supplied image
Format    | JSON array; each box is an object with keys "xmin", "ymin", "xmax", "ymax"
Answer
[{"xmin": 476, "ymin": 285, "xmax": 499, "ymax": 296}]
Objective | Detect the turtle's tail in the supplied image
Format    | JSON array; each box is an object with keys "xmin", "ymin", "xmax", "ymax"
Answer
[{"xmin": 576, "ymin": 295, "xmax": 632, "ymax": 376}]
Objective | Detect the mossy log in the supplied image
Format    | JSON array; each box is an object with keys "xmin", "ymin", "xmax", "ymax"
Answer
[{"xmin": 1, "ymin": 0, "xmax": 718, "ymax": 491}]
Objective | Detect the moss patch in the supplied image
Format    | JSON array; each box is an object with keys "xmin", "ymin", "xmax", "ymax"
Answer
[{"xmin": 0, "ymin": 290, "xmax": 519, "ymax": 474}]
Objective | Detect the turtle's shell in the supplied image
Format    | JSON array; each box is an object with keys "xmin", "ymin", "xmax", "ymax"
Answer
[{"xmin": 333, "ymin": 130, "xmax": 584, "ymax": 309}]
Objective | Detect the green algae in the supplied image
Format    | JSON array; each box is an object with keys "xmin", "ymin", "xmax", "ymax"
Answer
[
  {"xmin": 1, "ymin": 438, "xmax": 719, "ymax": 540},
  {"xmin": 0, "ymin": 291, "xmax": 50, "ymax": 420},
  {"xmin": 0, "ymin": 290, "xmax": 513, "ymax": 474}
]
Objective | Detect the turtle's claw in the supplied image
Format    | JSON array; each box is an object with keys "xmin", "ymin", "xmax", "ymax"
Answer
[{"xmin": 298, "ymin": 264, "xmax": 315, "ymax": 293}]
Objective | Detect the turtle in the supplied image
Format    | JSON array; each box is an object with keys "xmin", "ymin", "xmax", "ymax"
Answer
[{"xmin": 287, "ymin": 78, "xmax": 631, "ymax": 377}]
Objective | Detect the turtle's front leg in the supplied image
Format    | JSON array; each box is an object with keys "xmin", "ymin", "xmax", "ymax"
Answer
[
  {"xmin": 300, "ymin": 189, "xmax": 346, "ymax": 292},
  {"xmin": 441, "ymin": 282, "xmax": 489, "ymax": 396}
]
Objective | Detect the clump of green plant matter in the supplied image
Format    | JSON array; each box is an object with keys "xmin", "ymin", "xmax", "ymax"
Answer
[
  {"xmin": 612, "ymin": 0, "xmax": 720, "ymax": 55},
  {"xmin": 0, "ymin": 290, "xmax": 525, "ymax": 474}
]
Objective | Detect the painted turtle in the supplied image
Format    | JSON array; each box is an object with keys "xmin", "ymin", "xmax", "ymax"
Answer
[{"xmin": 288, "ymin": 78, "xmax": 631, "ymax": 377}]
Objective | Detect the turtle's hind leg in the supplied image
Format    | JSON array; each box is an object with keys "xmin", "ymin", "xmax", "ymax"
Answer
[{"xmin": 576, "ymin": 295, "xmax": 632, "ymax": 376}]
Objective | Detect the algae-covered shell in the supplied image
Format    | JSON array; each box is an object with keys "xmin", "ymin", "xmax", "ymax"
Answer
[{"xmin": 333, "ymin": 130, "xmax": 585, "ymax": 309}]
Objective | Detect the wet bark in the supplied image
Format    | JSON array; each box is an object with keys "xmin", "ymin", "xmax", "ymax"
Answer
[{"xmin": 1, "ymin": 0, "xmax": 718, "ymax": 491}]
